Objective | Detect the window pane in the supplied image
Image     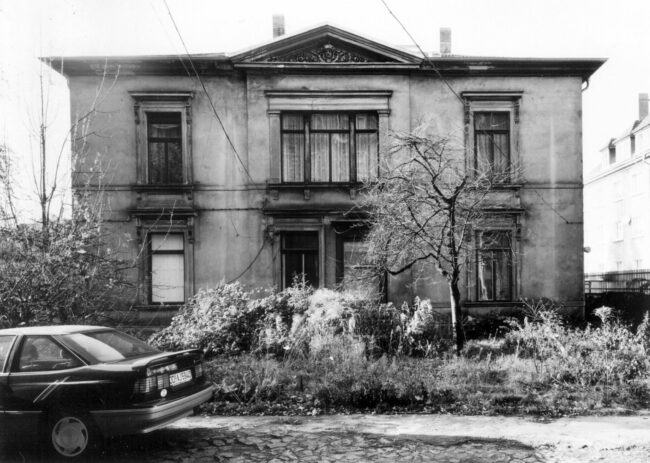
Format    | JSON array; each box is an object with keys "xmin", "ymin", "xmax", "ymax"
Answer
[
  {"xmin": 477, "ymin": 252, "xmax": 494, "ymax": 301},
  {"xmin": 167, "ymin": 141, "xmax": 183, "ymax": 183},
  {"xmin": 492, "ymin": 133, "xmax": 509, "ymax": 174},
  {"xmin": 17, "ymin": 336, "xmax": 81, "ymax": 372},
  {"xmin": 148, "ymin": 112, "xmax": 181, "ymax": 138},
  {"xmin": 356, "ymin": 132, "xmax": 378, "ymax": 181},
  {"xmin": 283, "ymin": 232, "xmax": 318, "ymax": 250},
  {"xmin": 0, "ymin": 335, "xmax": 15, "ymax": 371},
  {"xmin": 356, "ymin": 113, "xmax": 377, "ymax": 130},
  {"xmin": 282, "ymin": 133, "xmax": 304, "ymax": 182},
  {"xmin": 311, "ymin": 133, "xmax": 330, "ymax": 181},
  {"xmin": 494, "ymin": 251, "xmax": 512, "ymax": 300},
  {"xmin": 148, "ymin": 142, "xmax": 165, "ymax": 183},
  {"xmin": 63, "ymin": 331, "xmax": 160, "ymax": 363},
  {"xmin": 152, "ymin": 253, "xmax": 184, "ymax": 303},
  {"xmin": 282, "ymin": 114, "xmax": 303, "ymax": 130},
  {"xmin": 311, "ymin": 113, "xmax": 348, "ymax": 130},
  {"xmin": 331, "ymin": 133, "xmax": 350, "ymax": 182},
  {"xmin": 151, "ymin": 234, "xmax": 184, "ymax": 251},
  {"xmin": 474, "ymin": 112, "xmax": 508, "ymax": 131}
]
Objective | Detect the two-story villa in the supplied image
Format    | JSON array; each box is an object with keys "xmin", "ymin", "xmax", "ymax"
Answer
[{"xmin": 50, "ymin": 22, "xmax": 604, "ymax": 324}]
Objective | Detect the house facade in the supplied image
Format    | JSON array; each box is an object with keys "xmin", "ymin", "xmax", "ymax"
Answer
[
  {"xmin": 51, "ymin": 24, "xmax": 603, "ymax": 323},
  {"xmin": 584, "ymin": 93, "xmax": 650, "ymax": 274}
]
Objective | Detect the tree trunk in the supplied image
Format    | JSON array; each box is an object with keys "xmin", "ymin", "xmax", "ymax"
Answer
[{"xmin": 449, "ymin": 279, "xmax": 465, "ymax": 354}]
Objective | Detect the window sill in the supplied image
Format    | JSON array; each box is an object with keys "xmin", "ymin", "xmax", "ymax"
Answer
[
  {"xmin": 464, "ymin": 301, "xmax": 519, "ymax": 308},
  {"xmin": 268, "ymin": 182, "xmax": 364, "ymax": 189},
  {"xmin": 132, "ymin": 183, "xmax": 195, "ymax": 194},
  {"xmin": 132, "ymin": 304, "xmax": 184, "ymax": 311}
]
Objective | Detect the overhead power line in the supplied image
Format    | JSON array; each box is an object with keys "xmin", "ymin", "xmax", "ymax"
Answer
[
  {"xmin": 378, "ymin": 0, "xmax": 464, "ymax": 105},
  {"xmin": 162, "ymin": 0, "xmax": 254, "ymax": 184}
]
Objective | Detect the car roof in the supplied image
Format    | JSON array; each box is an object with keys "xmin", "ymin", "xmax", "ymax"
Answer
[{"xmin": 0, "ymin": 325, "xmax": 111, "ymax": 336}]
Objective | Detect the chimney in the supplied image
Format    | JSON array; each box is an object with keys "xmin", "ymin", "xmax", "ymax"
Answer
[
  {"xmin": 639, "ymin": 93, "xmax": 649, "ymax": 120},
  {"xmin": 440, "ymin": 27, "xmax": 452, "ymax": 55},
  {"xmin": 272, "ymin": 14, "xmax": 285, "ymax": 39}
]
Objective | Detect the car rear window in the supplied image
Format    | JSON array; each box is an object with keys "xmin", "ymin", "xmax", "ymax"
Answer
[
  {"xmin": 0, "ymin": 335, "xmax": 16, "ymax": 371},
  {"xmin": 62, "ymin": 330, "xmax": 160, "ymax": 363}
]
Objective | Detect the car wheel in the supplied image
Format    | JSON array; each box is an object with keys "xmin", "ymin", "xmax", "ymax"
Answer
[{"xmin": 47, "ymin": 411, "xmax": 95, "ymax": 459}]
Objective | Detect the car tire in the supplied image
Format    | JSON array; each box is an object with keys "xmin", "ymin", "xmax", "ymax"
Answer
[{"xmin": 46, "ymin": 410, "xmax": 97, "ymax": 459}]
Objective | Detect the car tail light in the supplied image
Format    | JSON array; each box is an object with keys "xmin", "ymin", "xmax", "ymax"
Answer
[{"xmin": 194, "ymin": 362, "xmax": 203, "ymax": 378}]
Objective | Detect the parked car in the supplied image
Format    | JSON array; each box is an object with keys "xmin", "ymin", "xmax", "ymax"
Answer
[{"xmin": 0, "ymin": 325, "xmax": 214, "ymax": 459}]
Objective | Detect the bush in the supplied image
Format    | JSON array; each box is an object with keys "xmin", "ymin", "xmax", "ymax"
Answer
[{"xmin": 149, "ymin": 282, "xmax": 258, "ymax": 356}]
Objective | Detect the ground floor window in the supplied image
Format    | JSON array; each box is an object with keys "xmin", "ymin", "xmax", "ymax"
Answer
[
  {"xmin": 339, "ymin": 236, "xmax": 382, "ymax": 298},
  {"xmin": 475, "ymin": 230, "xmax": 513, "ymax": 301},
  {"xmin": 149, "ymin": 233, "xmax": 185, "ymax": 303},
  {"xmin": 281, "ymin": 232, "xmax": 319, "ymax": 289}
]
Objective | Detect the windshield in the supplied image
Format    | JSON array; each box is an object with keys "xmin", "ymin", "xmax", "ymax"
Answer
[{"xmin": 62, "ymin": 330, "xmax": 160, "ymax": 363}]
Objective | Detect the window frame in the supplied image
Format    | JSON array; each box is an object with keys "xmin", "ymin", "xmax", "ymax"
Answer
[
  {"xmin": 463, "ymin": 92, "xmax": 522, "ymax": 183},
  {"xmin": 279, "ymin": 111, "xmax": 379, "ymax": 184},
  {"xmin": 148, "ymin": 232, "xmax": 186, "ymax": 305},
  {"xmin": 465, "ymin": 217, "xmax": 520, "ymax": 305},
  {"xmin": 265, "ymin": 90, "xmax": 392, "ymax": 186},
  {"xmin": 11, "ymin": 336, "xmax": 84, "ymax": 373},
  {"xmin": 474, "ymin": 230, "xmax": 514, "ymax": 302},
  {"xmin": 135, "ymin": 218, "xmax": 195, "ymax": 307},
  {"xmin": 130, "ymin": 92, "xmax": 193, "ymax": 187},
  {"xmin": 335, "ymin": 228, "xmax": 386, "ymax": 301},
  {"xmin": 280, "ymin": 231, "xmax": 320, "ymax": 289}
]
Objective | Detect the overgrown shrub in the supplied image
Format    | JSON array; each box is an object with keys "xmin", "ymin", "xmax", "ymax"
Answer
[{"xmin": 149, "ymin": 282, "xmax": 258, "ymax": 355}]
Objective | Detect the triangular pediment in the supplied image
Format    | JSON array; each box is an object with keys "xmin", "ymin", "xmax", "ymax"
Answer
[{"xmin": 232, "ymin": 24, "xmax": 421, "ymax": 65}]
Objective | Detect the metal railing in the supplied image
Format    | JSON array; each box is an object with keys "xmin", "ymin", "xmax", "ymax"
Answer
[{"xmin": 585, "ymin": 270, "xmax": 650, "ymax": 294}]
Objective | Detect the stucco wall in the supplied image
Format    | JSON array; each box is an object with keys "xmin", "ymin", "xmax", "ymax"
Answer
[{"xmin": 68, "ymin": 70, "xmax": 586, "ymax": 315}]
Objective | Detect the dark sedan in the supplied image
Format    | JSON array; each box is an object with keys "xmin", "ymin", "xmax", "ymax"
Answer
[{"xmin": 0, "ymin": 325, "xmax": 214, "ymax": 459}]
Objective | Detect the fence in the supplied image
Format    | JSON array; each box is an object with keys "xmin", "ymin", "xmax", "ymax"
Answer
[{"xmin": 585, "ymin": 270, "xmax": 650, "ymax": 294}]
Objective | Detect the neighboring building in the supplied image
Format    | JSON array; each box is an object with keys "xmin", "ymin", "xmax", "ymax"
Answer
[
  {"xmin": 49, "ymin": 22, "xmax": 603, "ymax": 323},
  {"xmin": 584, "ymin": 94, "xmax": 650, "ymax": 274}
]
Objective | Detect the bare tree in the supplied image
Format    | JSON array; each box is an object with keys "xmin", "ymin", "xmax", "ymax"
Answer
[
  {"xmin": 0, "ymin": 60, "xmax": 133, "ymax": 327},
  {"xmin": 362, "ymin": 126, "xmax": 514, "ymax": 353}
]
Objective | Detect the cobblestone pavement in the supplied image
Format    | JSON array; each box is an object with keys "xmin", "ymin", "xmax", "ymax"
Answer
[{"xmin": 2, "ymin": 414, "xmax": 650, "ymax": 462}]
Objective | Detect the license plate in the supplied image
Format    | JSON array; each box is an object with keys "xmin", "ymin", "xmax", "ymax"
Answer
[{"xmin": 169, "ymin": 370, "xmax": 192, "ymax": 386}]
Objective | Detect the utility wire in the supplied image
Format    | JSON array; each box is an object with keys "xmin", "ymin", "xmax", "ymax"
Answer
[
  {"xmin": 379, "ymin": 0, "xmax": 464, "ymax": 105},
  {"xmin": 162, "ymin": 0, "xmax": 255, "ymax": 184},
  {"xmin": 380, "ymin": 0, "xmax": 581, "ymax": 226}
]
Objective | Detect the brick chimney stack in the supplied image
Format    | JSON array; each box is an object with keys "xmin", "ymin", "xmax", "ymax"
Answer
[
  {"xmin": 440, "ymin": 28, "xmax": 452, "ymax": 55},
  {"xmin": 639, "ymin": 93, "xmax": 649, "ymax": 120},
  {"xmin": 273, "ymin": 15, "xmax": 285, "ymax": 39}
]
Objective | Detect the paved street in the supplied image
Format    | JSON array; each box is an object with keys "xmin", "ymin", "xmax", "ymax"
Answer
[{"xmin": 2, "ymin": 414, "xmax": 650, "ymax": 462}]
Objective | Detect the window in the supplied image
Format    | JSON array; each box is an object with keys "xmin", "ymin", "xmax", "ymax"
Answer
[
  {"xmin": 339, "ymin": 237, "xmax": 382, "ymax": 298},
  {"xmin": 130, "ymin": 92, "xmax": 193, "ymax": 186},
  {"xmin": 474, "ymin": 112, "xmax": 510, "ymax": 177},
  {"xmin": 281, "ymin": 112, "xmax": 378, "ymax": 183},
  {"xmin": 0, "ymin": 335, "xmax": 16, "ymax": 371},
  {"xmin": 631, "ymin": 135, "xmax": 636, "ymax": 155},
  {"xmin": 475, "ymin": 231, "xmax": 513, "ymax": 302},
  {"xmin": 63, "ymin": 330, "xmax": 160, "ymax": 364},
  {"xmin": 462, "ymin": 92, "xmax": 521, "ymax": 182},
  {"xmin": 609, "ymin": 144, "xmax": 616, "ymax": 165},
  {"xmin": 149, "ymin": 233, "xmax": 185, "ymax": 303},
  {"xmin": 16, "ymin": 336, "xmax": 81, "ymax": 372},
  {"xmin": 614, "ymin": 221, "xmax": 624, "ymax": 242},
  {"xmin": 281, "ymin": 232, "xmax": 319, "ymax": 288},
  {"xmin": 147, "ymin": 112, "xmax": 182, "ymax": 184}
]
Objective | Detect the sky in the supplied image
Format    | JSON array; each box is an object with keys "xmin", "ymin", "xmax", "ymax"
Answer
[{"xmin": 1, "ymin": 0, "xmax": 649, "ymax": 217}]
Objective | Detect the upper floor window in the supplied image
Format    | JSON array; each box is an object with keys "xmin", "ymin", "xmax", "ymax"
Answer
[
  {"xmin": 474, "ymin": 112, "xmax": 510, "ymax": 177},
  {"xmin": 281, "ymin": 112, "xmax": 378, "ymax": 183},
  {"xmin": 147, "ymin": 112, "xmax": 183, "ymax": 184},
  {"xmin": 462, "ymin": 91, "xmax": 522, "ymax": 183},
  {"xmin": 130, "ymin": 92, "xmax": 193, "ymax": 186}
]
